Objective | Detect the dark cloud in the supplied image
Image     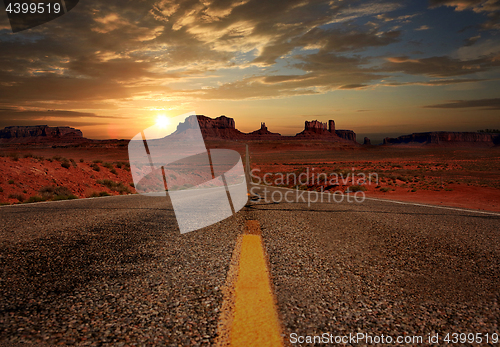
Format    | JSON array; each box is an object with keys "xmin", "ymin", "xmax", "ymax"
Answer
[
  {"xmin": 429, "ymin": 0, "xmax": 500, "ymax": 31},
  {"xmin": 464, "ymin": 34, "xmax": 481, "ymax": 46},
  {"xmin": 383, "ymin": 55, "xmax": 500, "ymax": 77},
  {"xmin": 0, "ymin": 0, "xmax": 497, "ymax": 105},
  {"xmin": 0, "ymin": 109, "xmax": 122, "ymax": 129},
  {"xmin": 0, "ymin": 109, "xmax": 122, "ymax": 119},
  {"xmin": 429, "ymin": 0, "xmax": 499, "ymax": 12},
  {"xmin": 384, "ymin": 78, "xmax": 487, "ymax": 86},
  {"xmin": 424, "ymin": 98, "xmax": 500, "ymax": 110}
]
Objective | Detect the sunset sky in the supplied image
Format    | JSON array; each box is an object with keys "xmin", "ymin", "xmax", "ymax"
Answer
[{"xmin": 0, "ymin": 0, "xmax": 499, "ymax": 143}]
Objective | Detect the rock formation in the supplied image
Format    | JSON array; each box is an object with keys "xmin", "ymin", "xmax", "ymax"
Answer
[
  {"xmin": 329, "ymin": 120, "xmax": 335, "ymax": 133},
  {"xmin": 363, "ymin": 137, "xmax": 371, "ymax": 145},
  {"xmin": 335, "ymin": 130, "xmax": 356, "ymax": 142},
  {"xmin": 174, "ymin": 115, "xmax": 245, "ymax": 140},
  {"xmin": 305, "ymin": 120, "xmax": 328, "ymax": 134},
  {"xmin": 247, "ymin": 122, "xmax": 282, "ymax": 140},
  {"xmin": 0, "ymin": 125, "xmax": 85, "ymax": 143},
  {"xmin": 172, "ymin": 115, "xmax": 358, "ymax": 143},
  {"xmin": 383, "ymin": 132, "xmax": 500, "ymax": 147}
]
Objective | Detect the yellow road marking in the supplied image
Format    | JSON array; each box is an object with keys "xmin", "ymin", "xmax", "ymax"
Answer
[{"xmin": 216, "ymin": 220, "xmax": 284, "ymax": 347}]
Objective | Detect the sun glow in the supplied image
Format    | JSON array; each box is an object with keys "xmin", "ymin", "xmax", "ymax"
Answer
[{"xmin": 155, "ymin": 115, "xmax": 170, "ymax": 129}]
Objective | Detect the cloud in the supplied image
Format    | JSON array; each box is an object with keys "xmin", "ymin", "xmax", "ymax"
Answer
[
  {"xmin": 383, "ymin": 55, "xmax": 500, "ymax": 77},
  {"xmin": 424, "ymin": 98, "xmax": 500, "ymax": 109},
  {"xmin": 415, "ymin": 25, "xmax": 430, "ymax": 30},
  {"xmin": 463, "ymin": 34, "xmax": 481, "ymax": 46},
  {"xmin": 0, "ymin": 109, "xmax": 122, "ymax": 119},
  {"xmin": 429, "ymin": 0, "xmax": 500, "ymax": 31},
  {"xmin": 383, "ymin": 78, "xmax": 487, "ymax": 86},
  {"xmin": 456, "ymin": 38, "xmax": 500, "ymax": 59},
  {"xmin": 0, "ymin": 109, "xmax": 116, "ymax": 128},
  {"xmin": 429, "ymin": 0, "xmax": 500, "ymax": 13},
  {"xmin": 0, "ymin": 0, "xmax": 497, "ymax": 107}
]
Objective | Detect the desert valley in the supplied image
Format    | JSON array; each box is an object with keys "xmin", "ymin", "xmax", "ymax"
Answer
[{"xmin": 0, "ymin": 115, "xmax": 499, "ymax": 212}]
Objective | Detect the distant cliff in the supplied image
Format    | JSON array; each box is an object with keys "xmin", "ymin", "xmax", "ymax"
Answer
[
  {"xmin": 175, "ymin": 116, "xmax": 358, "ymax": 143},
  {"xmin": 383, "ymin": 132, "xmax": 500, "ymax": 147},
  {"xmin": 0, "ymin": 125, "xmax": 86, "ymax": 143},
  {"xmin": 294, "ymin": 119, "xmax": 357, "ymax": 143}
]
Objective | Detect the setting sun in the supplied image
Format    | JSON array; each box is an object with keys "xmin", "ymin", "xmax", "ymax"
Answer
[{"xmin": 155, "ymin": 115, "xmax": 170, "ymax": 129}]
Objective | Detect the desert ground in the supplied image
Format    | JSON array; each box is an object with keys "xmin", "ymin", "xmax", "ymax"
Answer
[{"xmin": 1, "ymin": 140, "xmax": 499, "ymax": 212}]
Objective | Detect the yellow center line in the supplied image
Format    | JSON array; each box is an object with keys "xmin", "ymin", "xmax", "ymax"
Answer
[{"xmin": 216, "ymin": 220, "xmax": 284, "ymax": 347}]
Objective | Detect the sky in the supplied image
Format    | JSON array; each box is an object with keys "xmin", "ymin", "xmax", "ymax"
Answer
[{"xmin": 0, "ymin": 0, "xmax": 499, "ymax": 143}]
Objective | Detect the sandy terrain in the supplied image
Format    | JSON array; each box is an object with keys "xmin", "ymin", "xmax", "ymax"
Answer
[
  {"xmin": 248, "ymin": 142, "xmax": 500, "ymax": 213},
  {"xmin": 1, "ymin": 141, "xmax": 499, "ymax": 212}
]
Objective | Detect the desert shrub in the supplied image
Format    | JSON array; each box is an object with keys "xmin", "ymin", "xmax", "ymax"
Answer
[
  {"xmin": 124, "ymin": 162, "xmax": 131, "ymax": 171},
  {"xmin": 52, "ymin": 155, "xmax": 62, "ymax": 161},
  {"xmin": 23, "ymin": 153, "xmax": 33, "ymax": 158},
  {"xmin": 26, "ymin": 195, "xmax": 45, "ymax": 203},
  {"xmin": 61, "ymin": 161, "xmax": 71, "ymax": 169},
  {"xmin": 47, "ymin": 158, "xmax": 53, "ymax": 162},
  {"xmin": 93, "ymin": 159, "xmax": 103, "ymax": 164},
  {"xmin": 350, "ymin": 185, "xmax": 367, "ymax": 192},
  {"xmin": 129, "ymin": 182, "xmax": 135, "ymax": 188},
  {"xmin": 8, "ymin": 193, "xmax": 24, "ymax": 202},
  {"xmin": 39, "ymin": 186, "xmax": 77, "ymax": 201},
  {"xmin": 52, "ymin": 194, "xmax": 78, "ymax": 201},
  {"xmin": 91, "ymin": 163, "xmax": 100, "ymax": 172},
  {"xmin": 89, "ymin": 191, "xmax": 111, "ymax": 197},
  {"xmin": 0, "ymin": 186, "xmax": 3, "ymax": 192},
  {"xmin": 79, "ymin": 158, "xmax": 84, "ymax": 163},
  {"xmin": 411, "ymin": 188, "xmax": 417, "ymax": 192},
  {"xmin": 380, "ymin": 187, "xmax": 390, "ymax": 192},
  {"xmin": 103, "ymin": 162, "xmax": 113, "ymax": 169},
  {"xmin": 9, "ymin": 153, "xmax": 19, "ymax": 161},
  {"xmin": 96, "ymin": 179, "xmax": 130, "ymax": 194},
  {"xmin": 33, "ymin": 155, "xmax": 44, "ymax": 161},
  {"xmin": 8, "ymin": 179, "xmax": 14, "ymax": 184},
  {"xmin": 115, "ymin": 162, "xmax": 122, "ymax": 168},
  {"xmin": 110, "ymin": 168, "xmax": 117, "ymax": 175}
]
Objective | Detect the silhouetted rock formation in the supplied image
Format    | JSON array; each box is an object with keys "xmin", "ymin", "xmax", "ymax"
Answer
[
  {"xmin": 363, "ymin": 137, "xmax": 371, "ymax": 145},
  {"xmin": 173, "ymin": 115, "xmax": 358, "ymax": 144},
  {"xmin": 383, "ymin": 132, "xmax": 500, "ymax": 147},
  {"xmin": 335, "ymin": 130, "xmax": 356, "ymax": 142},
  {"xmin": 295, "ymin": 119, "xmax": 351, "ymax": 140},
  {"xmin": 329, "ymin": 120, "xmax": 335, "ymax": 133},
  {"xmin": 305, "ymin": 120, "xmax": 328, "ymax": 133},
  {"xmin": 248, "ymin": 122, "xmax": 282, "ymax": 139},
  {"xmin": 0, "ymin": 125, "xmax": 85, "ymax": 143},
  {"xmin": 175, "ymin": 115, "xmax": 245, "ymax": 140}
]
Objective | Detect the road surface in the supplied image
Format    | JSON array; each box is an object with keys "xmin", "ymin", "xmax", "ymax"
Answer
[{"xmin": 0, "ymin": 187, "xmax": 499, "ymax": 346}]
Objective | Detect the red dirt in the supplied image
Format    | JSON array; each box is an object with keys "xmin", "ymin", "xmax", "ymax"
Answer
[
  {"xmin": 0, "ymin": 155, "xmax": 135, "ymax": 204},
  {"xmin": 1, "ymin": 142, "xmax": 499, "ymax": 213}
]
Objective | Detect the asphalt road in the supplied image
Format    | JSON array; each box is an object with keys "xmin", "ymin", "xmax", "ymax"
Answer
[{"xmin": 1, "ymin": 188, "xmax": 499, "ymax": 346}]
